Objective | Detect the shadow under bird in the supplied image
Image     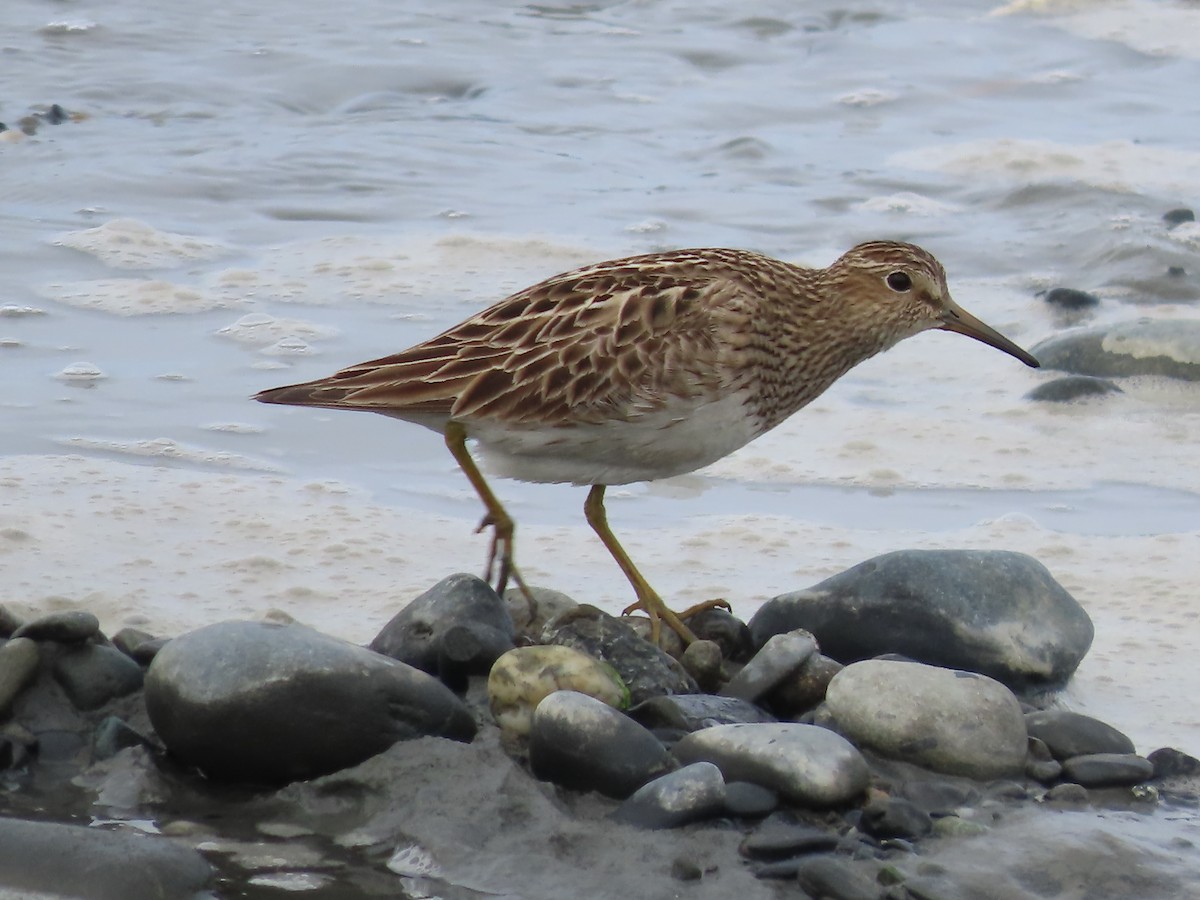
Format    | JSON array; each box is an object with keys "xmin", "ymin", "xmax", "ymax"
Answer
[{"xmin": 256, "ymin": 241, "xmax": 1039, "ymax": 644}]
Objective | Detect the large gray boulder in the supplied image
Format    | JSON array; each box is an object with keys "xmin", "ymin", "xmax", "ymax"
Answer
[{"xmin": 749, "ymin": 550, "xmax": 1093, "ymax": 689}]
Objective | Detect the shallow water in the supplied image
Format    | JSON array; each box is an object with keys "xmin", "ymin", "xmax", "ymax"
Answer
[{"xmin": 2, "ymin": 0, "xmax": 1198, "ymax": 787}]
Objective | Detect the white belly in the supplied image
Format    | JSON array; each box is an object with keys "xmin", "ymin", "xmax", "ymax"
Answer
[{"xmin": 469, "ymin": 390, "xmax": 761, "ymax": 486}]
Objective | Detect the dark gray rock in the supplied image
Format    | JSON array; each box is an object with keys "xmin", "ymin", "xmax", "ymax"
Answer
[
  {"xmin": 685, "ymin": 607, "xmax": 756, "ymax": 663},
  {"xmin": 740, "ymin": 820, "xmax": 839, "ymax": 859},
  {"xmin": 1024, "ymin": 710, "xmax": 1135, "ymax": 759},
  {"xmin": 503, "ymin": 584, "xmax": 578, "ymax": 640},
  {"xmin": 93, "ymin": 715, "xmax": 151, "ymax": 760},
  {"xmin": 1148, "ymin": 746, "xmax": 1200, "ymax": 780},
  {"xmin": 1043, "ymin": 287, "xmax": 1100, "ymax": 310},
  {"xmin": 859, "ymin": 796, "xmax": 932, "ymax": 840},
  {"xmin": 765, "ymin": 653, "xmax": 843, "ymax": 718},
  {"xmin": 0, "ymin": 817, "xmax": 213, "ymax": 899},
  {"xmin": 612, "ymin": 761, "xmax": 726, "ymax": 828},
  {"xmin": 146, "ymin": 620, "xmax": 475, "ymax": 782},
  {"xmin": 52, "ymin": 643, "xmax": 144, "ymax": 711},
  {"xmin": 529, "ymin": 690, "xmax": 669, "ymax": 798},
  {"xmin": 672, "ymin": 722, "xmax": 868, "ymax": 807},
  {"xmin": 0, "ymin": 604, "xmax": 24, "ymax": 638},
  {"xmin": 1032, "ymin": 320, "xmax": 1200, "ymax": 381},
  {"xmin": 795, "ymin": 856, "xmax": 881, "ymax": 900},
  {"xmin": 0, "ymin": 637, "xmax": 40, "ymax": 715},
  {"xmin": 750, "ymin": 550, "xmax": 1093, "ymax": 689},
  {"xmin": 1026, "ymin": 737, "xmax": 1063, "ymax": 784},
  {"xmin": 628, "ymin": 693, "xmax": 777, "ymax": 734},
  {"xmin": 542, "ymin": 605, "xmax": 697, "ymax": 704},
  {"xmin": 1044, "ymin": 782, "xmax": 1089, "ymax": 804},
  {"xmin": 371, "ymin": 573, "xmax": 514, "ymax": 680},
  {"xmin": 12, "ymin": 610, "xmax": 100, "ymax": 644},
  {"xmin": 897, "ymin": 778, "xmax": 981, "ymax": 816},
  {"xmin": 680, "ymin": 639, "xmax": 723, "ymax": 692},
  {"xmin": 1061, "ymin": 753, "xmax": 1154, "ymax": 787},
  {"xmin": 111, "ymin": 626, "xmax": 156, "ymax": 659},
  {"xmin": 724, "ymin": 781, "xmax": 779, "ymax": 817},
  {"xmin": 825, "ymin": 660, "xmax": 1027, "ymax": 779},
  {"xmin": 1164, "ymin": 208, "xmax": 1195, "ymax": 226},
  {"xmin": 1026, "ymin": 375, "xmax": 1123, "ymax": 403},
  {"xmin": 720, "ymin": 630, "xmax": 817, "ymax": 703}
]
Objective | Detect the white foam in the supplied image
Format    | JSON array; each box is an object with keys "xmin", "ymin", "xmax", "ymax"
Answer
[
  {"xmin": 38, "ymin": 278, "xmax": 232, "ymax": 316},
  {"xmin": 993, "ymin": 0, "xmax": 1200, "ymax": 62},
  {"xmin": 54, "ymin": 219, "xmax": 228, "ymax": 270}
]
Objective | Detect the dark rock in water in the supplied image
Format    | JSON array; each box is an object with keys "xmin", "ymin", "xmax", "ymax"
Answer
[
  {"xmin": 860, "ymin": 796, "xmax": 932, "ymax": 840},
  {"xmin": 0, "ymin": 817, "xmax": 213, "ymax": 899},
  {"xmin": 898, "ymin": 778, "xmax": 981, "ymax": 816},
  {"xmin": 672, "ymin": 722, "xmax": 868, "ymax": 807},
  {"xmin": 1026, "ymin": 375, "xmax": 1122, "ymax": 403},
  {"xmin": 612, "ymin": 761, "xmax": 726, "ymax": 828},
  {"xmin": 12, "ymin": 610, "xmax": 100, "ymax": 644},
  {"xmin": 487, "ymin": 644, "xmax": 628, "ymax": 737},
  {"xmin": 720, "ymin": 630, "xmax": 817, "ymax": 704},
  {"xmin": 750, "ymin": 549, "xmax": 1093, "ymax": 689},
  {"xmin": 1043, "ymin": 287, "xmax": 1100, "ymax": 310},
  {"xmin": 371, "ymin": 573, "xmax": 514, "ymax": 680},
  {"xmin": 1163, "ymin": 208, "xmax": 1195, "ymax": 226},
  {"xmin": 146, "ymin": 620, "xmax": 476, "ymax": 782},
  {"xmin": 628, "ymin": 693, "xmax": 777, "ymax": 734},
  {"xmin": 680, "ymin": 639, "xmax": 724, "ymax": 692},
  {"xmin": 739, "ymin": 818, "xmax": 839, "ymax": 860},
  {"xmin": 1032, "ymin": 320, "xmax": 1200, "ymax": 382},
  {"xmin": 1044, "ymin": 782, "xmax": 1090, "ymax": 804},
  {"xmin": 542, "ymin": 605, "xmax": 697, "ymax": 703},
  {"xmin": 437, "ymin": 622, "xmax": 514, "ymax": 690},
  {"xmin": 52, "ymin": 644, "xmax": 144, "ymax": 711},
  {"xmin": 794, "ymin": 855, "xmax": 880, "ymax": 900},
  {"xmin": 1061, "ymin": 753, "xmax": 1154, "ymax": 787},
  {"xmin": 504, "ymin": 584, "xmax": 578, "ymax": 640},
  {"xmin": 1024, "ymin": 710, "xmax": 1135, "ymax": 760},
  {"xmin": 0, "ymin": 604, "xmax": 25, "ymax": 638},
  {"xmin": 0, "ymin": 723, "xmax": 37, "ymax": 769},
  {"xmin": 529, "ymin": 690, "xmax": 669, "ymax": 798},
  {"xmin": 724, "ymin": 781, "xmax": 779, "ymax": 817},
  {"xmin": 1026, "ymin": 737, "xmax": 1064, "ymax": 784},
  {"xmin": 765, "ymin": 652, "xmax": 843, "ymax": 718},
  {"xmin": 1148, "ymin": 746, "xmax": 1200, "ymax": 780},
  {"xmin": 93, "ymin": 716, "xmax": 151, "ymax": 761},
  {"xmin": 111, "ymin": 627, "xmax": 155, "ymax": 659},
  {"xmin": 685, "ymin": 607, "xmax": 756, "ymax": 663},
  {"xmin": 130, "ymin": 636, "xmax": 169, "ymax": 665},
  {"xmin": 0, "ymin": 637, "xmax": 41, "ymax": 715}
]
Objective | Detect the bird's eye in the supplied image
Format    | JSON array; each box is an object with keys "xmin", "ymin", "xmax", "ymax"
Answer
[{"xmin": 886, "ymin": 271, "xmax": 912, "ymax": 292}]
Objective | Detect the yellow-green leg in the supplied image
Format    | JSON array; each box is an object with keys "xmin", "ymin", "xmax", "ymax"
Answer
[
  {"xmin": 584, "ymin": 484, "xmax": 702, "ymax": 646},
  {"xmin": 444, "ymin": 421, "xmax": 533, "ymax": 601}
]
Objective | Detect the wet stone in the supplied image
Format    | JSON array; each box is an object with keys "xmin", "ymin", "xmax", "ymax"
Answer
[
  {"xmin": 0, "ymin": 637, "xmax": 41, "ymax": 715},
  {"xmin": 765, "ymin": 652, "xmax": 843, "ymax": 718},
  {"xmin": 750, "ymin": 549, "xmax": 1093, "ymax": 689},
  {"xmin": 720, "ymin": 629, "xmax": 817, "ymax": 704},
  {"xmin": 739, "ymin": 819, "xmax": 840, "ymax": 860},
  {"xmin": 1044, "ymin": 782, "xmax": 1090, "ymax": 804},
  {"xmin": 684, "ymin": 607, "xmax": 755, "ymax": 663},
  {"xmin": 529, "ymin": 690, "xmax": 669, "ymax": 799},
  {"xmin": 0, "ymin": 604, "xmax": 24, "ymax": 638},
  {"xmin": 612, "ymin": 761, "xmax": 726, "ymax": 829},
  {"xmin": 795, "ymin": 855, "xmax": 881, "ymax": 900},
  {"xmin": 1024, "ymin": 710, "xmax": 1135, "ymax": 760},
  {"xmin": 859, "ymin": 796, "xmax": 932, "ymax": 840},
  {"xmin": 1148, "ymin": 746, "xmax": 1200, "ymax": 780},
  {"xmin": 111, "ymin": 627, "xmax": 155, "ymax": 659},
  {"xmin": 679, "ymin": 639, "xmax": 723, "ymax": 692},
  {"xmin": 1061, "ymin": 752, "xmax": 1155, "ymax": 787},
  {"xmin": 93, "ymin": 716, "xmax": 150, "ymax": 760},
  {"xmin": 898, "ymin": 778, "xmax": 981, "ymax": 817},
  {"xmin": 1032, "ymin": 320, "xmax": 1200, "ymax": 382},
  {"xmin": 52, "ymin": 644, "xmax": 144, "ymax": 711},
  {"xmin": 130, "ymin": 635, "xmax": 170, "ymax": 665},
  {"xmin": 542, "ymin": 605, "xmax": 697, "ymax": 704},
  {"xmin": 1026, "ymin": 375, "xmax": 1123, "ymax": 403},
  {"xmin": 488, "ymin": 644, "xmax": 628, "ymax": 737},
  {"xmin": 1025, "ymin": 736, "xmax": 1063, "ymax": 783},
  {"xmin": 1163, "ymin": 207, "xmax": 1195, "ymax": 226},
  {"xmin": 12, "ymin": 610, "xmax": 100, "ymax": 644},
  {"xmin": 503, "ymin": 585, "xmax": 578, "ymax": 640},
  {"xmin": 371, "ymin": 573, "xmax": 515, "ymax": 680},
  {"xmin": 724, "ymin": 781, "xmax": 779, "ymax": 817},
  {"xmin": 628, "ymin": 693, "xmax": 776, "ymax": 734},
  {"xmin": 1043, "ymin": 287, "xmax": 1100, "ymax": 310},
  {"xmin": 672, "ymin": 722, "xmax": 868, "ymax": 807}
]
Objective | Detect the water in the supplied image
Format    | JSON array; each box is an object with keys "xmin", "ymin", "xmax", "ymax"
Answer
[{"xmin": 2, "ymin": 0, "xmax": 1198, "ymax": 798}]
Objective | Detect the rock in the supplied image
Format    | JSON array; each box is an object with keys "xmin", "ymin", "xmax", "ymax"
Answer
[
  {"xmin": 130, "ymin": 636, "xmax": 170, "ymax": 665},
  {"xmin": 542, "ymin": 605, "xmax": 697, "ymax": 702},
  {"xmin": 750, "ymin": 549, "xmax": 1093, "ymax": 689},
  {"xmin": 685, "ymin": 607, "xmax": 756, "ymax": 663},
  {"xmin": 503, "ymin": 585, "xmax": 578, "ymax": 640},
  {"xmin": 680, "ymin": 639, "xmax": 723, "ymax": 692},
  {"xmin": 1163, "ymin": 208, "xmax": 1195, "ymax": 226},
  {"xmin": 612, "ymin": 761, "xmax": 726, "ymax": 828},
  {"xmin": 529, "ymin": 690, "xmax": 669, "ymax": 798},
  {"xmin": 794, "ymin": 856, "xmax": 881, "ymax": 900},
  {"xmin": 0, "ymin": 637, "xmax": 41, "ymax": 715},
  {"xmin": 825, "ymin": 660, "xmax": 1027, "ymax": 780},
  {"xmin": 628, "ymin": 693, "xmax": 777, "ymax": 735},
  {"xmin": 672, "ymin": 723, "xmax": 868, "ymax": 807},
  {"xmin": 12, "ymin": 610, "xmax": 101, "ymax": 644},
  {"xmin": 724, "ymin": 781, "xmax": 779, "ymax": 817},
  {"xmin": 488, "ymin": 644, "xmax": 628, "ymax": 737},
  {"xmin": 1043, "ymin": 287, "xmax": 1100, "ymax": 310},
  {"xmin": 897, "ymin": 778, "xmax": 981, "ymax": 816},
  {"xmin": 0, "ymin": 722, "xmax": 37, "ymax": 769},
  {"xmin": 52, "ymin": 644, "xmax": 145, "ymax": 711},
  {"xmin": 859, "ymin": 796, "xmax": 932, "ymax": 840},
  {"xmin": 1044, "ymin": 782, "xmax": 1089, "ymax": 804},
  {"xmin": 1148, "ymin": 747, "xmax": 1200, "ymax": 780},
  {"xmin": 739, "ymin": 818, "xmax": 839, "ymax": 859},
  {"xmin": 1024, "ymin": 710, "xmax": 1135, "ymax": 759},
  {"xmin": 370, "ymin": 573, "xmax": 515, "ymax": 680},
  {"xmin": 0, "ymin": 604, "xmax": 24, "ymax": 638},
  {"xmin": 720, "ymin": 630, "xmax": 817, "ymax": 703},
  {"xmin": 93, "ymin": 716, "xmax": 151, "ymax": 760},
  {"xmin": 1032, "ymin": 320, "xmax": 1200, "ymax": 382},
  {"xmin": 1026, "ymin": 737, "xmax": 1063, "ymax": 784},
  {"xmin": 0, "ymin": 817, "xmax": 213, "ymax": 899},
  {"xmin": 111, "ymin": 627, "xmax": 156, "ymax": 659},
  {"xmin": 146, "ymin": 620, "xmax": 475, "ymax": 782},
  {"xmin": 1061, "ymin": 753, "xmax": 1155, "ymax": 787},
  {"xmin": 765, "ymin": 653, "xmax": 843, "ymax": 718},
  {"xmin": 1026, "ymin": 375, "xmax": 1122, "ymax": 403}
]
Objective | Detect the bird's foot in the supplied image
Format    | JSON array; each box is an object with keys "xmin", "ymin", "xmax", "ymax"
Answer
[
  {"xmin": 674, "ymin": 597, "xmax": 733, "ymax": 620},
  {"xmin": 621, "ymin": 591, "xmax": 700, "ymax": 647},
  {"xmin": 475, "ymin": 511, "xmax": 534, "ymax": 602}
]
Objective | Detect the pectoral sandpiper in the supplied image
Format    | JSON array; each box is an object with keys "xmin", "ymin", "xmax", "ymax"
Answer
[{"xmin": 256, "ymin": 241, "xmax": 1039, "ymax": 644}]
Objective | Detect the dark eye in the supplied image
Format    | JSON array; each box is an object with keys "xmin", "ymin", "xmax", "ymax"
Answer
[{"xmin": 886, "ymin": 271, "xmax": 912, "ymax": 292}]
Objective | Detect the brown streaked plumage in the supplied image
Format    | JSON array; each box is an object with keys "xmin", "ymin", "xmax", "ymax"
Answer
[{"xmin": 256, "ymin": 241, "xmax": 1039, "ymax": 644}]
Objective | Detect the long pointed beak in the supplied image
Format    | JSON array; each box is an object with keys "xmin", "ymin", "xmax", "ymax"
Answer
[{"xmin": 939, "ymin": 300, "xmax": 1040, "ymax": 368}]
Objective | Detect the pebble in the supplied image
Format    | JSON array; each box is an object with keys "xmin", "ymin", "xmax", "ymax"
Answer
[
  {"xmin": 504, "ymin": 585, "xmax": 579, "ymax": 639},
  {"xmin": 794, "ymin": 856, "xmax": 881, "ymax": 900},
  {"xmin": 684, "ymin": 607, "xmax": 756, "ymax": 663},
  {"xmin": 1032, "ymin": 320, "xmax": 1200, "ymax": 382},
  {"xmin": 1042, "ymin": 287, "xmax": 1100, "ymax": 310},
  {"xmin": 1163, "ymin": 207, "xmax": 1195, "ymax": 226},
  {"xmin": 145, "ymin": 620, "xmax": 476, "ymax": 782},
  {"xmin": 859, "ymin": 796, "xmax": 932, "ymax": 840},
  {"xmin": 825, "ymin": 660, "xmax": 1028, "ymax": 780},
  {"xmin": 1044, "ymin": 782, "xmax": 1089, "ymax": 804},
  {"xmin": 724, "ymin": 781, "xmax": 779, "ymax": 817},
  {"xmin": 529, "ymin": 690, "xmax": 669, "ymax": 798},
  {"xmin": 1024, "ymin": 710, "xmax": 1135, "ymax": 759},
  {"xmin": 52, "ymin": 644, "xmax": 145, "ymax": 711},
  {"xmin": 672, "ymin": 722, "xmax": 869, "ymax": 807},
  {"xmin": 720, "ymin": 629, "xmax": 817, "ymax": 703},
  {"xmin": 611, "ymin": 761, "xmax": 727, "ymax": 829},
  {"xmin": 750, "ymin": 549, "xmax": 1093, "ymax": 689},
  {"xmin": 0, "ymin": 604, "xmax": 24, "ymax": 637},
  {"xmin": 679, "ymin": 639, "xmax": 723, "ymax": 691},
  {"xmin": 1147, "ymin": 747, "xmax": 1200, "ymax": 779},
  {"xmin": 0, "ymin": 637, "xmax": 41, "ymax": 715},
  {"xmin": 12, "ymin": 610, "xmax": 101, "ymax": 644},
  {"xmin": 542, "ymin": 605, "xmax": 697, "ymax": 703},
  {"xmin": 1025, "ymin": 737, "xmax": 1064, "ymax": 784},
  {"xmin": 1061, "ymin": 753, "xmax": 1155, "ymax": 787},
  {"xmin": 739, "ymin": 820, "xmax": 840, "ymax": 860},
  {"xmin": 488, "ymin": 644, "xmax": 628, "ymax": 737},
  {"xmin": 92, "ymin": 716, "xmax": 150, "ymax": 760},
  {"xmin": 628, "ymin": 692, "xmax": 776, "ymax": 735},
  {"xmin": 898, "ymin": 778, "xmax": 980, "ymax": 816},
  {"xmin": 764, "ymin": 652, "xmax": 843, "ymax": 718},
  {"xmin": 1026, "ymin": 375, "xmax": 1123, "ymax": 403}
]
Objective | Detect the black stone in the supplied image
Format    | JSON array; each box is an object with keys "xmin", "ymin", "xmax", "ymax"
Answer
[
  {"xmin": 0, "ymin": 604, "xmax": 23, "ymax": 638},
  {"xmin": 611, "ymin": 761, "xmax": 726, "ymax": 828},
  {"xmin": 52, "ymin": 644, "xmax": 144, "ymax": 711},
  {"xmin": 1026, "ymin": 375, "xmax": 1122, "ymax": 403},
  {"xmin": 740, "ymin": 822, "xmax": 840, "ymax": 859},
  {"xmin": 1032, "ymin": 322, "xmax": 1200, "ymax": 381},
  {"xmin": 898, "ymin": 778, "xmax": 981, "ymax": 816},
  {"xmin": 1044, "ymin": 782, "xmax": 1089, "ymax": 803},
  {"xmin": 93, "ymin": 716, "xmax": 151, "ymax": 760},
  {"xmin": 1043, "ymin": 287, "xmax": 1100, "ymax": 310},
  {"xmin": 724, "ymin": 781, "xmax": 779, "ymax": 817},
  {"xmin": 12, "ymin": 610, "xmax": 100, "ymax": 644},
  {"xmin": 750, "ymin": 550, "xmax": 1093, "ymax": 689},
  {"xmin": 1061, "ymin": 753, "xmax": 1154, "ymax": 787},
  {"xmin": 794, "ymin": 855, "xmax": 881, "ymax": 900},
  {"xmin": 110, "ymin": 627, "xmax": 155, "ymax": 659},
  {"xmin": 628, "ymin": 693, "xmax": 777, "ymax": 733},
  {"xmin": 1163, "ymin": 208, "xmax": 1195, "ymax": 226},
  {"xmin": 1024, "ymin": 710, "xmax": 1135, "ymax": 760},
  {"xmin": 684, "ymin": 607, "xmax": 756, "ymax": 663},
  {"xmin": 1148, "ymin": 747, "xmax": 1200, "ymax": 780},
  {"xmin": 859, "ymin": 797, "xmax": 932, "ymax": 840}
]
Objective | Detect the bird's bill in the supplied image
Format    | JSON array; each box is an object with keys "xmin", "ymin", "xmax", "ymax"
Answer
[{"xmin": 938, "ymin": 301, "xmax": 1040, "ymax": 368}]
